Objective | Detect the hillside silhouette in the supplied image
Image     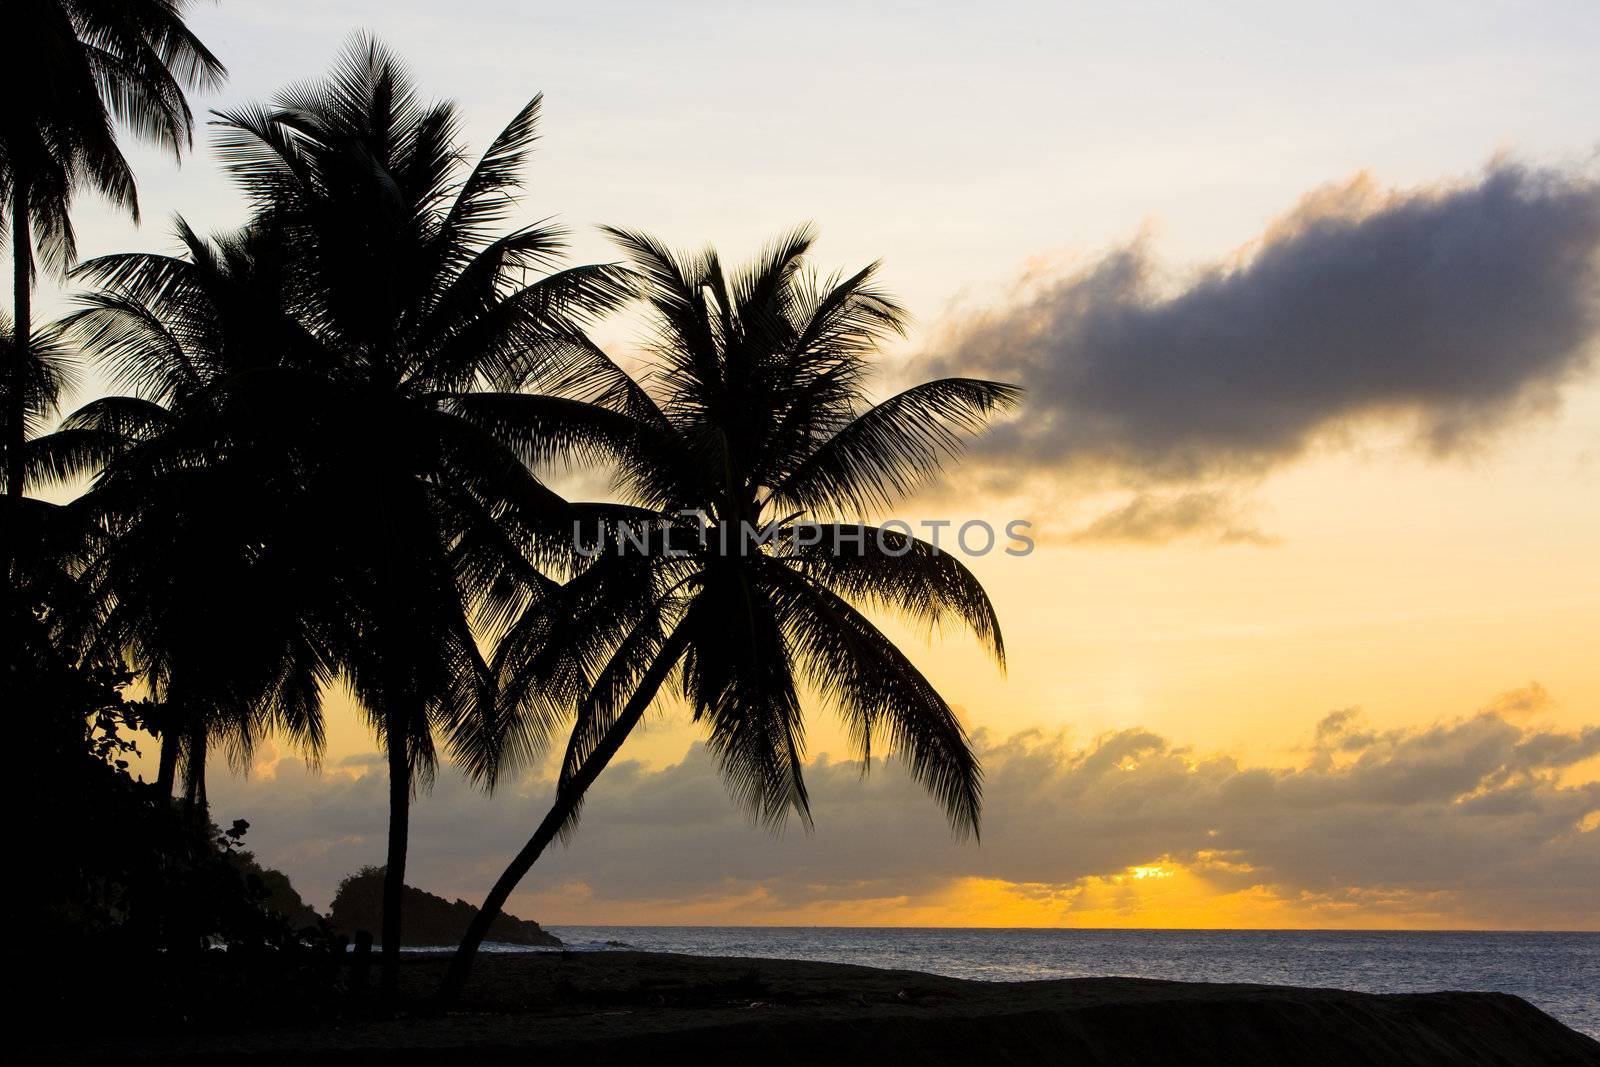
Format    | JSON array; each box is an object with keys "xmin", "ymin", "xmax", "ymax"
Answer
[{"xmin": 328, "ymin": 867, "xmax": 560, "ymax": 948}]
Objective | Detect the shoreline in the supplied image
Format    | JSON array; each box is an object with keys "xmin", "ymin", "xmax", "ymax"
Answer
[{"xmin": 31, "ymin": 949, "xmax": 1600, "ymax": 1065}]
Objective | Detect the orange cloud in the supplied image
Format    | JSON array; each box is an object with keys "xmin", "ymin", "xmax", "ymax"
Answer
[{"xmin": 509, "ymin": 860, "xmax": 1491, "ymax": 931}]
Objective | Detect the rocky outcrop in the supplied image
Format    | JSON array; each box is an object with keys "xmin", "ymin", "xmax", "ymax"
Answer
[{"xmin": 327, "ymin": 866, "xmax": 560, "ymax": 947}]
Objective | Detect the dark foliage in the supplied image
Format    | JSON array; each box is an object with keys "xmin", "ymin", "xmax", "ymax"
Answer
[{"xmin": 11, "ymin": 636, "xmax": 342, "ymax": 1035}]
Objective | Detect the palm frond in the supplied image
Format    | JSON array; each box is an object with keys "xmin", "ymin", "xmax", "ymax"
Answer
[
  {"xmin": 21, "ymin": 427, "xmax": 124, "ymax": 488},
  {"xmin": 781, "ymin": 523, "xmax": 1005, "ymax": 665},
  {"xmin": 438, "ymin": 94, "xmax": 543, "ymax": 250},
  {"xmin": 680, "ymin": 577, "xmax": 812, "ymax": 831},
  {"xmin": 765, "ymin": 560, "xmax": 982, "ymax": 838},
  {"xmin": 771, "ymin": 377, "xmax": 1022, "ymax": 514}
]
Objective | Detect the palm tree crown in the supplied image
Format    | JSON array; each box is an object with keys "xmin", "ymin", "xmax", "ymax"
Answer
[
  {"xmin": 0, "ymin": 0, "xmax": 223, "ymax": 268},
  {"xmin": 513, "ymin": 225, "xmax": 1018, "ymax": 831},
  {"xmin": 1, "ymin": 0, "xmax": 224, "ymax": 499}
]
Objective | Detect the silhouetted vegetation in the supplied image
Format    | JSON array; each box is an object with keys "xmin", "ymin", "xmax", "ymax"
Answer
[
  {"xmin": 13, "ymin": 644, "xmax": 342, "ymax": 1035},
  {"xmin": 59, "ymin": 36, "xmax": 629, "ymax": 997}
]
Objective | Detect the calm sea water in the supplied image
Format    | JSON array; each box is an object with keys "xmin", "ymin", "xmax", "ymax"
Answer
[{"xmin": 532, "ymin": 927, "xmax": 1599, "ymax": 1038}]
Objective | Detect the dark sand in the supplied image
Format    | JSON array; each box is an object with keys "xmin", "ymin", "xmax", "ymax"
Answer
[{"xmin": 31, "ymin": 949, "xmax": 1600, "ymax": 1065}]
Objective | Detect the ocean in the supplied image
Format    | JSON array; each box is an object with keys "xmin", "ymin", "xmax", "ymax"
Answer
[{"xmin": 530, "ymin": 927, "xmax": 1600, "ymax": 1038}]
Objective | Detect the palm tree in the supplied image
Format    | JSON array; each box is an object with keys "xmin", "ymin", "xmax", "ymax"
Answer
[
  {"xmin": 0, "ymin": 0, "xmax": 223, "ymax": 500},
  {"xmin": 438, "ymin": 227, "xmax": 1021, "ymax": 999},
  {"xmin": 64, "ymin": 218, "xmax": 337, "ymax": 802},
  {"xmin": 77, "ymin": 38, "xmax": 627, "ymax": 996},
  {"xmin": 49, "ymin": 221, "xmax": 301, "ymax": 800}
]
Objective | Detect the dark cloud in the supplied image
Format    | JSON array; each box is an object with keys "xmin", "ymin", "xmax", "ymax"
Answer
[
  {"xmin": 1066, "ymin": 491, "xmax": 1279, "ymax": 546},
  {"xmin": 926, "ymin": 164, "xmax": 1600, "ymax": 484},
  {"xmin": 209, "ymin": 693, "xmax": 1600, "ymax": 927}
]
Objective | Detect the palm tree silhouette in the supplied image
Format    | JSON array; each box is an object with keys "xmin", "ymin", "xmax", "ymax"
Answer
[
  {"xmin": 60, "ymin": 221, "xmax": 325, "ymax": 802},
  {"xmin": 74, "ymin": 38, "xmax": 627, "ymax": 996},
  {"xmin": 0, "ymin": 0, "xmax": 223, "ymax": 500},
  {"xmin": 439, "ymin": 227, "xmax": 1020, "ymax": 999}
]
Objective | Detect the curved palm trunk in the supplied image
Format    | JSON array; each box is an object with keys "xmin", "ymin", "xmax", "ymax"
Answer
[
  {"xmin": 381, "ymin": 720, "xmax": 410, "ymax": 1000},
  {"xmin": 181, "ymin": 726, "xmax": 208, "ymax": 824},
  {"xmin": 8, "ymin": 181, "xmax": 30, "ymax": 500},
  {"xmin": 155, "ymin": 730, "xmax": 180, "ymax": 797},
  {"xmin": 436, "ymin": 626, "xmax": 691, "ymax": 1004}
]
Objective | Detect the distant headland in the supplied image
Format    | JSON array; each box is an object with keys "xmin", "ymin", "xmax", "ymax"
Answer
[{"xmin": 327, "ymin": 867, "xmax": 561, "ymax": 949}]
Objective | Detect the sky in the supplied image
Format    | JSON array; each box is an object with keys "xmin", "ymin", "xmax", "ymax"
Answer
[{"xmin": 26, "ymin": 0, "xmax": 1600, "ymax": 929}]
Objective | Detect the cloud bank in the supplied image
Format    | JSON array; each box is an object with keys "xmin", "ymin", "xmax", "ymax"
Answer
[
  {"xmin": 211, "ymin": 686, "xmax": 1599, "ymax": 929},
  {"xmin": 926, "ymin": 164, "xmax": 1600, "ymax": 499}
]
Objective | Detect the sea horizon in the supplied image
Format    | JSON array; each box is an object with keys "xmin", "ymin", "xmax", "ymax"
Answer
[{"xmin": 541, "ymin": 923, "xmax": 1600, "ymax": 933}]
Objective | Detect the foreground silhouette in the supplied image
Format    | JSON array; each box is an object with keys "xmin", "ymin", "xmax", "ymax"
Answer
[{"xmin": 25, "ymin": 951, "xmax": 1599, "ymax": 1066}]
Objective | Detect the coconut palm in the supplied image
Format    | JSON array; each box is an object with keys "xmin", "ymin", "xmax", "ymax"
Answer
[
  {"xmin": 0, "ymin": 0, "xmax": 223, "ymax": 500},
  {"xmin": 438, "ymin": 227, "xmax": 1021, "ymax": 999},
  {"xmin": 77, "ymin": 427, "xmax": 342, "ymax": 813},
  {"xmin": 54, "ymin": 221, "xmax": 319, "ymax": 803},
  {"xmin": 75, "ymin": 37, "xmax": 627, "ymax": 995}
]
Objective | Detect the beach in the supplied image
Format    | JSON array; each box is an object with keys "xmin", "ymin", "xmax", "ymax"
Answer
[
  {"xmin": 546, "ymin": 925, "xmax": 1600, "ymax": 1036},
  {"xmin": 30, "ymin": 949, "xmax": 1600, "ymax": 1065}
]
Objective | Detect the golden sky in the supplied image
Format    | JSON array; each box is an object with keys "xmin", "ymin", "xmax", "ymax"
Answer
[{"xmin": 31, "ymin": 1, "xmax": 1600, "ymax": 929}]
